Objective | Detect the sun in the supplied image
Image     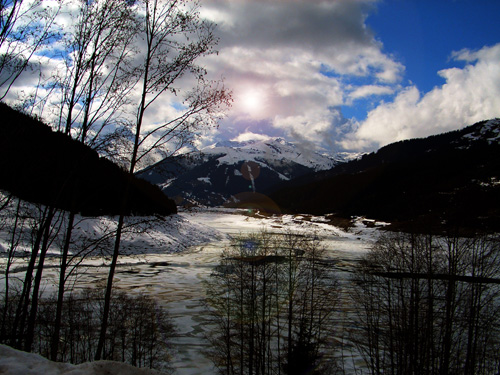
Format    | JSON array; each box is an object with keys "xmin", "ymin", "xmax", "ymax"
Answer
[
  {"xmin": 240, "ymin": 88, "xmax": 265, "ymax": 114},
  {"xmin": 243, "ymin": 91, "xmax": 260, "ymax": 111}
]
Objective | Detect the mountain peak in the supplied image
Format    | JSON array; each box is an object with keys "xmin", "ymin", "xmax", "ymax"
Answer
[
  {"xmin": 201, "ymin": 137, "xmax": 341, "ymax": 171},
  {"xmin": 138, "ymin": 137, "xmax": 356, "ymax": 206}
]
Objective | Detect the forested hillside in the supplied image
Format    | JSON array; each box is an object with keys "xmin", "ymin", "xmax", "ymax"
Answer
[
  {"xmin": 0, "ymin": 103, "xmax": 176, "ymax": 216},
  {"xmin": 271, "ymin": 119, "xmax": 500, "ymax": 232}
]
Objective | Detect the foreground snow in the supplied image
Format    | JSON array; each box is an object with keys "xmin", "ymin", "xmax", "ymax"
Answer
[{"xmin": 0, "ymin": 345, "xmax": 165, "ymax": 375}]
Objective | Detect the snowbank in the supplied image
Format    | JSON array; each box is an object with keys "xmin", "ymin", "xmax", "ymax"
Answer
[{"xmin": 0, "ymin": 345, "xmax": 165, "ymax": 375}]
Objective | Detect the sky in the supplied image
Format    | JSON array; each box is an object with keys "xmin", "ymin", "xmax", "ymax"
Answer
[
  {"xmin": 196, "ymin": 0, "xmax": 500, "ymax": 153},
  {"xmin": 4, "ymin": 0, "xmax": 500, "ymax": 157}
]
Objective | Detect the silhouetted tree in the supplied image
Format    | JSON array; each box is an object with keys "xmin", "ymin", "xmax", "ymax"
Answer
[
  {"xmin": 95, "ymin": 0, "xmax": 231, "ymax": 360},
  {"xmin": 351, "ymin": 232, "xmax": 500, "ymax": 375},
  {"xmin": 204, "ymin": 230, "xmax": 341, "ymax": 375}
]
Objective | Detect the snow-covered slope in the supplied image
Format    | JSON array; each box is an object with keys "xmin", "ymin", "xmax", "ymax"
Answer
[
  {"xmin": 459, "ymin": 118, "xmax": 500, "ymax": 145},
  {"xmin": 137, "ymin": 138, "xmax": 356, "ymax": 207},
  {"xmin": 202, "ymin": 138, "xmax": 341, "ymax": 171},
  {"xmin": 0, "ymin": 344, "xmax": 165, "ymax": 375}
]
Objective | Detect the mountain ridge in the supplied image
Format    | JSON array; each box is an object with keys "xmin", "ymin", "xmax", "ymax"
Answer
[
  {"xmin": 136, "ymin": 137, "xmax": 356, "ymax": 206},
  {"xmin": 270, "ymin": 118, "xmax": 500, "ymax": 232}
]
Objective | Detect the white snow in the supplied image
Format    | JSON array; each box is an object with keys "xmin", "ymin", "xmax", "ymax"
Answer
[
  {"xmin": 246, "ymin": 163, "xmax": 256, "ymax": 192},
  {"xmin": 201, "ymin": 138, "xmax": 342, "ymax": 171},
  {"xmin": 0, "ymin": 345, "xmax": 165, "ymax": 375},
  {"xmin": 159, "ymin": 178, "xmax": 176, "ymax": 189},
  {"xmin": 196, "ymin": 177, "xmax": 211, "ymax": 185},
  {"xmin": 461, "ymin": 118, "xmax": 500, "ymax": 144},
  {"xmin": 0, "ymin": 212, "xmax": 226, "ymax": 258}
]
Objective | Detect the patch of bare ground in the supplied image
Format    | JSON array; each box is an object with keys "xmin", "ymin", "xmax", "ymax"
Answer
[{"xmin": 322, "ymin": 214, "xmax": 356, "ymax": 231}]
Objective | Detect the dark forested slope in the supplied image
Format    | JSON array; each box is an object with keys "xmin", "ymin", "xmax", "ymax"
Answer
[
  {"xmin": 0, "ymin": 102, "xmax": 176, "ymax": 216},
  {"xmin": 271, "ymin": 119, "xmax": 500, "ymax": 232}
]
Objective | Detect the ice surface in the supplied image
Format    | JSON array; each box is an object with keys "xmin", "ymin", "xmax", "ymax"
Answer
[{"xmin": 1, "ymin": 208, "xmax": 383, "ymax": 375}]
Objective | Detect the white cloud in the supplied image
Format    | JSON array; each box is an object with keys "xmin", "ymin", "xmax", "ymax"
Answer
[
  {"xmin": 232, "ymin": 131, "xmax": 271, "ymax": 142},
  {"xmin": 3, "ymin": 0, "xmax": 407, "ymax": 155},
  {"xmin": 341, "ymin": 43, "xmax": 500, "ymax": 151},
  {"xmin": 348, "ymin": 84, "xmax": 395, "ymax": 101},
  {"xmin": 273, "ymin": 107, "xmax": 344, "ymax": 149}
]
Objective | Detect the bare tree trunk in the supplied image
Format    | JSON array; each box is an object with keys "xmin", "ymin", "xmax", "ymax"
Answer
[
  {"xmin": 441, "ymin": 245, "xmax": 457, "ymax": 375},
  {"xmin": 95, "ymin": 211, "xmax": 125, "ymax": 360},
  {"xmin": 10, "ymin": 205, "xmax": 50, "ymax": 348},
  {"xmin": 24, "ymin": 206, "xmax": 56, "ymax": 352},
  {"xmin": 1, "ymin": 197, "xmax": 22, "ymax": 342},
  {"xmin": 50, "ymin": 210, "xmax": 75, "ymax": 361}
]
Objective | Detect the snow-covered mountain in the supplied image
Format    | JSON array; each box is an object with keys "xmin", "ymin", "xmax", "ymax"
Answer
[
  {"xmin": 202, "ymin": 138, "xmax": 341, "ymax": 171},
  {"xmin": 137, "ymin": 138, "xmax": 355, "ymax": 206}
]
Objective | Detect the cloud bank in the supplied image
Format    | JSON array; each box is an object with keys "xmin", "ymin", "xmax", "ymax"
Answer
[
  {"xmin": 342, "ymin": 43, "xmax": 500, "ymax": 150},
  {"xmin": 200, "ymin": 0, "xmax": 404, "ymax": 151},
  {"xmin": 200, "ymin": 0, "xmax": 500, "ymax": 153},
  {"xmin": 6, "ymin": 0, "xmax": 500, "ymax": 156}
]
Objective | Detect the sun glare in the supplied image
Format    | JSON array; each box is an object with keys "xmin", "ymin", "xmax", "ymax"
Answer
[{"xmin": 240, "ymin": 88, "xmax": 265, "ymax": 114}]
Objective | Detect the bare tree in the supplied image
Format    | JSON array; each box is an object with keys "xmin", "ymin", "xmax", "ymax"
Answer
[
  {"xmin": 0, "ymin": 0, "xmax": 229, "ymax": 361},
  {"xmin": 95, "ymin": 0, "xmax": 231, "ymax": 360},
  {"xmin": 204, "ymin": 230, "xmax": 341, "ymax": 375},
  {"xmin": 351, "ymin": 232, "xmax": 500, "ymax": 375},
  {"xmin": 0, "ymin": 0, "xmax": 59, "ymax": 100},
  {"xmin": 44, "ymin": 0, "xmax": 138, "ymax": 360},
  {"xmin": 5, "ymin": 202, "xmax": 61, "ymax": 351},
  {"xmin": 0, "ymin": 193, "xmax": 26, "ymax": 342},
  {"xmin": 2, "ymin": 286, "xmax": 175, "ymax": 371},
  {"xmin": 50, "ymin": 0, "xmax": 137, "ymax": 144}
]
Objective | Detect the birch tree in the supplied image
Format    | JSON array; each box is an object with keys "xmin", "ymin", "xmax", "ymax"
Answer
[{"xmin": 95, "ymin": 0, "xmax": 231, "ymax": 360}]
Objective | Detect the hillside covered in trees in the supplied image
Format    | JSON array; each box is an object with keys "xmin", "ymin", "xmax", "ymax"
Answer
[
  {"xmin": 271, "ymin": 119, "xmax": 500, "ymax": 232},
  {"xmin": 0, "ymin": 103, "xmax": 176, "ymax": 216}
]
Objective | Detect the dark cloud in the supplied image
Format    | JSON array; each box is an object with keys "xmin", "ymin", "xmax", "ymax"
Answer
[{"xmin": 208, "ymin": 1, "xmax": 375, "ymax": 51}]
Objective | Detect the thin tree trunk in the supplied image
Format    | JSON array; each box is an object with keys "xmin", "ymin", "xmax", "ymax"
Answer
[
  {"xmin": 24, "ymin": 206, "xmax": 56, "ymax": 352},
  {"xmin": 11, "ymin": 205, "xmax": 50, "ymax": 348},
  {"xmin": 96, "ymin": 13, "xmax": 151, "ymax": 358},
  {"xmin": 1, "ymin": 198, "xmax": 22, "ymax": 342},
  {"xmin": 95, "ymin": 211, "xmax": 125, "ymax": 360},
  {"xmin": 50, "ymin": 210, "xmax": 75, "ymax": 361}
]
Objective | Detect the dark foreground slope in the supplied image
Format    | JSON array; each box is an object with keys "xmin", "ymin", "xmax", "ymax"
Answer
[
  {"xmin": 0, "ymin": 103, "xmax": 176, "ymax": 216},
  {"xmin": 271, "ymin": 119, "xmax": 500, "ymax": 232}
]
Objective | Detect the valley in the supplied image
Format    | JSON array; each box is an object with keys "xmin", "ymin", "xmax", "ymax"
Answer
[
  {"xmin": 1, "ymin": 105, "xmax": 499, "ymax": 374},
  {"xmin": 1, "ymin": 208, "xmax": 381, "ymax": 374}
]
